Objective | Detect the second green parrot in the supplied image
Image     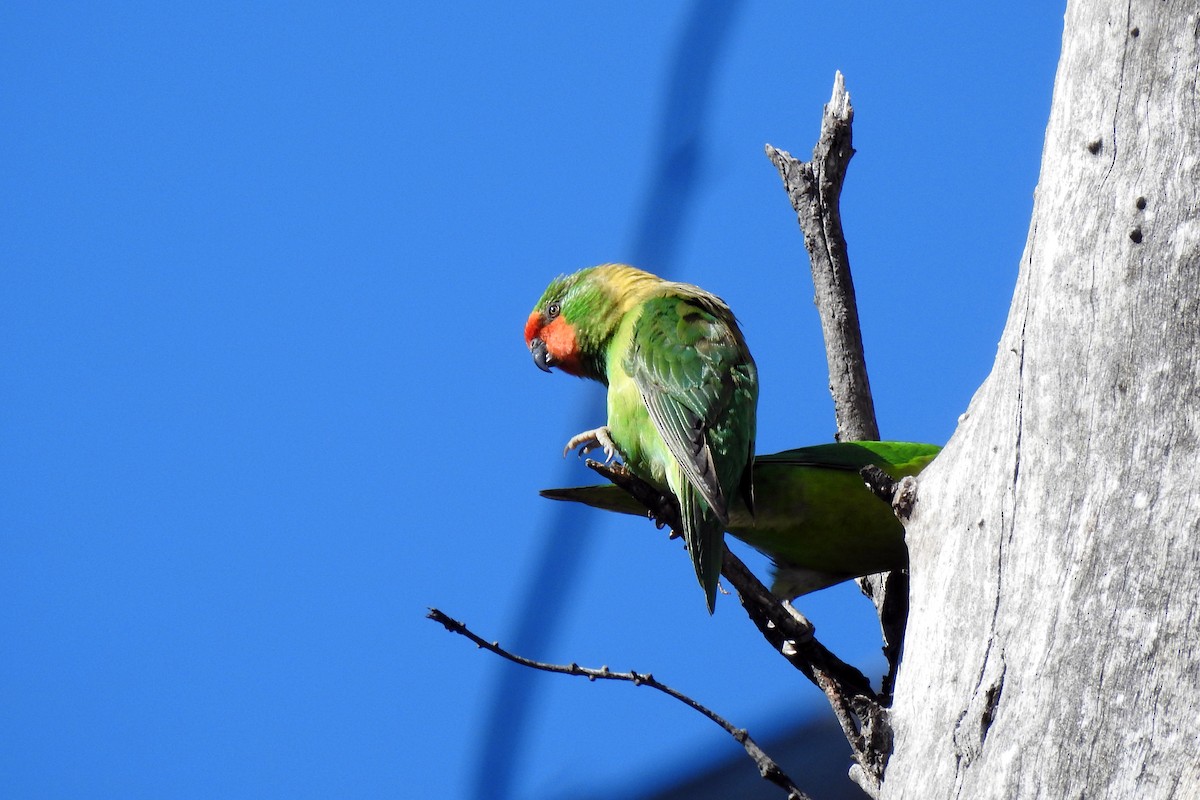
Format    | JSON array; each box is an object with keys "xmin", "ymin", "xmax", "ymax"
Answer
[
  {"xmin": 542, "ymin": 440, "xmax": 941, "ymax": 599},
  {"xmin": 525, "ymin": 263, "xmax": 758, "ymax": 613}
]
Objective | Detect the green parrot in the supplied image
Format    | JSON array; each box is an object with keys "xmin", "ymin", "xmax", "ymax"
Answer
[
  {"xmin": 524, "ymin": 263, "xmax": 758, "ymax": 613},
  {"xmin": 541, "ymin": 441, "xmax": 941, "ymax": 599}
]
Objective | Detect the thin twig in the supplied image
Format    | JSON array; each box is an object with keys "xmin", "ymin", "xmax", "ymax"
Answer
[{"xmin": 427, "ymin": 608, "xmax": 812, "ymax": 800}]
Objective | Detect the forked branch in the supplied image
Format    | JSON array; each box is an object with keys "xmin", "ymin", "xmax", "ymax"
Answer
[
  {"xmin": 766, "ymin": 71, "xmax": 878, "ymax": 443},
  {"xmin": 766, "ymin": 71, "xmax": 908, "ymax": 796}
]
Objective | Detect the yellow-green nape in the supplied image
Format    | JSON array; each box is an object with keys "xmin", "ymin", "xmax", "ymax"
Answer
[
  {"xmin": 533, "ymin": 264, "xmax": 656, "ymax": 324},
  {"xmin": 574, "ymin": 264, "xmax": 667, "ymax": 315},
  {"xmin": 588, "ymin": 263, "xmax": 658, "ymax": 288}
]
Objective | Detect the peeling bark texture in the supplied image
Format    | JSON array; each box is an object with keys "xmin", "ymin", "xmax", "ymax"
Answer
[{"xmin": 883, "ymin": 2, "xmax": 1200, "ymax": 798}]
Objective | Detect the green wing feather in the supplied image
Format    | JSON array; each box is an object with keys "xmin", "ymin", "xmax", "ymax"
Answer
[
  {"xmin": 541, "ymin": 441, "xmax": 940, "ymax": 599},
  {"xmin": 627, "ymin": 297, "xmax": 741, "ymax": 519},
  {"xmin": 756, "ymin": 441, "xmax": 938, "ymax": 476},
  {"xmin": 624, "ymin": 294, "xmax": 757, "ymax": 612}
]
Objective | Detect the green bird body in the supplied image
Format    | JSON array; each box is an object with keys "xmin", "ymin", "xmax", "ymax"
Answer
[
  {"xmin": 541, "ymin": 441, "xmax": 941, "ymax": 599},
  {"xmin": 525, "ymin": 264, "xmax": 758, "ymax": 612}
]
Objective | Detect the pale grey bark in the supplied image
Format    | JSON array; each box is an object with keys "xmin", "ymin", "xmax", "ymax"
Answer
[
  {"xmin": 767, "ymin": 79, "xmax": 907, "ymax": 741},
  {"xmin": 882, "ymin": 1, "xmax": 1200, "ymax": 797},
  {"xmin": 766, "ymin": 73, "xmax": 880, "ymax": 444}
]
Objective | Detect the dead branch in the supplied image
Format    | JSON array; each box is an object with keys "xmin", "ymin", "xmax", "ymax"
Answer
[
  {"xmin": 426, "ymin": 608, "xmax": 812, "ymax": 800},
  {"xmin": 586, "ymin": 459, "xmax": 890, "ymax": 793},
  {"xmin": 765, "ymin": 71, "xmax": 877, "ymax": 444},
  {"xmin": 765, "ymin": 72, "xmax": 909, "ymax": 795}
]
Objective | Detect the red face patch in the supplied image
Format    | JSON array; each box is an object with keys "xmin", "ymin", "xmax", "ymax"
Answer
[
  {"xmin": 524, "ymin": 311, "xmax": 541, "ymax": 346},
  {"xmin": 541, "ymin": 316, "xmax": 582, "ymax": 375}
]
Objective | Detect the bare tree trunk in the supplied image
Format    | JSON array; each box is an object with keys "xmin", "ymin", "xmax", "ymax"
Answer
[{"xmin": 881, "ymin": 1, "xmax": 1200, "ymax": 797}]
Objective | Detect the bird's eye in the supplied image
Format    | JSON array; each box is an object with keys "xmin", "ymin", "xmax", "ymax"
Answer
[{"xmin": 547, "ymin": 302, "xmax": 561, "ymax": 319}]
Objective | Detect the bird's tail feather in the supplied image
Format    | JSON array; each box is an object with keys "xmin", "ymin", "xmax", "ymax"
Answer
[{"xmin": 680, "ymin": 488, "xmax": 724, "ymax": 614}]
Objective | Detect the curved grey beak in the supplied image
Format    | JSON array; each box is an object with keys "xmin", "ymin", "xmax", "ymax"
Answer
[{"xmin": 529, "ymin": 337, "xmax": 553, "ymax": 372}]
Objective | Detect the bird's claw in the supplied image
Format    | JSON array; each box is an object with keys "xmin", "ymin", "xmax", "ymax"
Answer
[{"xmin": 563, "ymin": 426, "xmax": 619, "ymax": 463}]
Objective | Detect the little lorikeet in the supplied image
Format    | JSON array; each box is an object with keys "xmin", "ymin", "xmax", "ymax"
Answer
[
  {"xmin": 541, "ymin": 441, "xmax": 941, "ymax": 599},
  {"xmin": 524, "ymin": 264, "xmax": 758, "ymax": 613}
]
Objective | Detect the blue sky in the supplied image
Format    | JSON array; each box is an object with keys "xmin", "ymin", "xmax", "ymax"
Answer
[{"xmin": 1, "ymin": 2, "xmax": 1064, "ymax": 798}]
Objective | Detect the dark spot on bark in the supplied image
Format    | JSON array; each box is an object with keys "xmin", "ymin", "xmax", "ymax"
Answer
[
  {"xmin": 1130, "ymin": 228, "xmax": 1144, "ymax": 244},
  {"xmin": 1136, "ymin": 196, "xmax": 1147, "ymax": 210},
  {"xmin": 1087, "ymin": 139, "xmax": 1103, "ymax": 154},
  {"xmin": 980, "ymin": 680, "xmax": 1003, "ymax": 744},
  {"xmin": 1130, "ymin": 27, "xmax": 1140, "ymax": 37}
]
